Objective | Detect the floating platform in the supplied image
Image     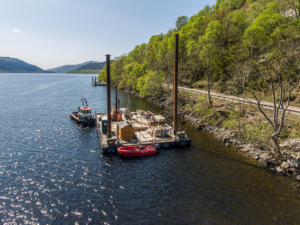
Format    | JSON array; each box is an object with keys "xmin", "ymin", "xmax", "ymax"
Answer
[
  {"xmin": 91, "ymin": 82, "xmax": 106, "ymax": 86},
  {"xmin": 96, "ymin": 111, "xmax": 191, "ymax": 154}
]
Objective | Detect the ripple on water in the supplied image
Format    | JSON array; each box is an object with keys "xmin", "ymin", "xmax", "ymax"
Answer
[{"xmin": 1, "ymin": 74, "xmax": 300, "ymax": 224}]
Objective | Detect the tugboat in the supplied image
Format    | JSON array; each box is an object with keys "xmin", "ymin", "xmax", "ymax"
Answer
[{"xmin": 70, "ymin": 97, "xmax": 96, "ymax": 126}]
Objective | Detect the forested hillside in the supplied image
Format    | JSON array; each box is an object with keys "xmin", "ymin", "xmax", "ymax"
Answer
[
  {"xmin": 67, "ymin": 62, "xmax": 105, "ymax": 74},
  {"xmin": 47, "ymin": 61, "xmax": 99, "ymax": 73},
  {"xmin": 98, "ymin": 0, "xmax": 300, "ymax": 99},
  {"xmin": 0, "ymin": 57, "xmax": 51, "ymax": 73}
]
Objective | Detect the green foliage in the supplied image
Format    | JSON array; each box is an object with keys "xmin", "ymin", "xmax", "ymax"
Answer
[
  {"xmin": 244, "ymin": 122, "xmax": 272, "ymax": 143},
  {"xmin": 75, "ymin": 62, "xmax": 105, "ymax": 70},
  {"xmin": 0, "ymin": 57, "xmax": 46, "ymax": 73},
  {"xmin": 176, "ymin": 16, "xmax": 189, "ymax": 30},
  {"xmin": 223, "ymin": 111, "xmax": 240, "ymax": 129},
  {"xmin": 67, "ymin": 69, "xmax": 102, "ymax": 74},
  {"xmin": 278, "ymin": 127, "xmax": 289, "ymax": 139},
  {"xmin": 189, "ymin": 98, "xmax": 213, "ymax": 117},
  {"xmin": 124, "ymin": 63, "xmax": 146, "ymax": 90},
  {"xmin": 137, "ymin": 70, "xmax": 165, "ymax": 97},
  {"xmin": 96, "ymin": 0, "xmax": 299, "ymax": 101}
]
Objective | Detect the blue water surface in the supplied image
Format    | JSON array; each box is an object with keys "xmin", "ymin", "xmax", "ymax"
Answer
[{"xmin": 1, "ymin": 73, "xmax": 300, "ymax": 224}]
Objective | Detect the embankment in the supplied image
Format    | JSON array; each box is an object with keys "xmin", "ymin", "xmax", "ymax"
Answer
[{"xmin": 143, "ymin": 92, "xmax": 300, "ymax": 181}]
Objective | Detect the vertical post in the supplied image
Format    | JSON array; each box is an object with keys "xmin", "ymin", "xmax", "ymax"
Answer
[
  {"xmin": 106, "ymin": 54, "xmax": 111, "ymax": 137},
  {"xmin": 174, "ymin": 34, "xmax": 179, "ymax": 130},
  {"xmin": 115, "ymin": 84, "xmax": 118, "ymax": 111},
  {"xmin": 128, "ymin": 92, "xmax": 130, "ymax": 111},
  {"xmin": 92, "ymin": 76, "xmax": 94, "ymax": 83}
]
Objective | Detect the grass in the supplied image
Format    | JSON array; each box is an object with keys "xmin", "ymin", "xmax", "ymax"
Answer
[
  {"xmin": 165, "ymin": 84, "xmax": 300, "ymax": 147},
  {"xmin": 181, "ymin": 91, "xmax": 300, "ymax": 149}
]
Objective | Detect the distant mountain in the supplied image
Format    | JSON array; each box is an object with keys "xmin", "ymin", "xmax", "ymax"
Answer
[
  {"xmin": 66, "ymin": 62, "xmax": 106, "ymax": 74},
  {"xmin": 47, "ymin": 61, "xmax": 99, "ymax": 73},
  {"xmin": 0, "ymin": 57, "xmax": 52, "ymax": 73}
]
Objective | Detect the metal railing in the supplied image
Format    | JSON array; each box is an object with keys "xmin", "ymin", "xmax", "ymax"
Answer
[{"xmin": 170, "ymin": 86, "xmax": 300, "ymax": 116}]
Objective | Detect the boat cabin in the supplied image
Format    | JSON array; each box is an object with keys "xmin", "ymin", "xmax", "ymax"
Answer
[{"xmin": 78, "ymin": 106, "xmax": 92, "ymax": 118}]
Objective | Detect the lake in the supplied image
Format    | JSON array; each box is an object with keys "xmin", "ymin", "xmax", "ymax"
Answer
[{"xmin": 1, "ymin": 73, "xmax": 300, "ymax": 224}]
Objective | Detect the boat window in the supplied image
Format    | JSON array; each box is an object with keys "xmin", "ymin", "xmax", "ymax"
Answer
[{"xmin": 83, "ymin": 110, "xmax": 86, "ymax": 113}]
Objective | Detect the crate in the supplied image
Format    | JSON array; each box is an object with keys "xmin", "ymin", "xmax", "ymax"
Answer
[{"xmin": 148, "ymin": 121, "xmax": 156, "ymax": 126}]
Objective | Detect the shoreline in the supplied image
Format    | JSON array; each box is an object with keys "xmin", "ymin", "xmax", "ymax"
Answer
[{"xmin": 137, "ymin": 92, "xmax": 300, "ymax": 182}]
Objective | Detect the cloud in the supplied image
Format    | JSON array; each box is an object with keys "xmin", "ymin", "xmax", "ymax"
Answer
[{"xmin": 13, "ymin": 29, "xmax": 22, "ymax": 33}]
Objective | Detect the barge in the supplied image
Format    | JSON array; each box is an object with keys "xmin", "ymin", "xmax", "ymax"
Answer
[
  {"xmin": 91, "ymin": 82, "xmax": 106, "ymax": 86},
  {"xmin": 96, "ymin": 108, "xmax": 191, "ymax": 154},
  {"xmin": 91, "ymin": 76, "xmax": 106, "ymax": 86},
  {"xmin": 99, "ymin": 37, "xmax": 191, "ymax": 154}
]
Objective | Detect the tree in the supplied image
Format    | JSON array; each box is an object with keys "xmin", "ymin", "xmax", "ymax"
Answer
[
  {"xmin": 243, "ymin": 2, "xmax": 299, "ymax": 159},
  {"xmin": 232, "ymin": 62, "xmax": 251, "ymax": 114},
  {"xmin": 124, "ymin": 63, "xmax": 146, "ymax": 90},
  {"xmin": 176, "ymin": 16, "xmax": 189, "ymax": 30},
  {"xmin": 137, "ymin": 70, "xmax": 166, "ymax": 97},
  {"xmin": 199, "ymin": 20, "xmax": 224, "ymax": 106}
]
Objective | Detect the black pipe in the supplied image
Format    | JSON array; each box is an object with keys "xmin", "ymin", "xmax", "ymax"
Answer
[
  {"xmin": 174, "ymin": 34, "xmax": 179, "ymax": 130},
  {"xmin": 106, "ymin": 54, "xmax": 111, "ymax": 137}
]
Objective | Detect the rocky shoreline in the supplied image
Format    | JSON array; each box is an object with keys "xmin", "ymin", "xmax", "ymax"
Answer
[{"xmin": 144, "ymin": 94, "xmax": 300, "ymax": 182}]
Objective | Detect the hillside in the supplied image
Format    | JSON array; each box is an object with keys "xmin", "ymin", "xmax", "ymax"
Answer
[
  {"xmin": 96, "ymin": 0, "xmax": 300, "ymax": 161},
  {"xmin": 0, "ymin": 57, "xmax": 52, "ymax": 73},
  {"xmin": 98, "ymin": 0, "xmax": 300, "ymax": 99},
  {"xmin": 66, "ymin": 62, "xmax": 106, "ymax": 74},
  {"xmin": 47, "ymin": 61, "xmax": 99, "ymax": 73}
]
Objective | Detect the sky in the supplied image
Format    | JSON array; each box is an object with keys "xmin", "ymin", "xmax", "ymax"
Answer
[{"xmin": 0, "ymin": 0, "xmax": 214, "ymax": 70}]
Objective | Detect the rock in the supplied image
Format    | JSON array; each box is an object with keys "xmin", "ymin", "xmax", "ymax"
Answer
[
  {"xmin": 289, "ymin": 138, "xmax": 300, "ymax": 151},
  {"xmin": 160, "ymin": 97, "xmax": 167, "ymax": 102},
  {"xmin": 245, "ymin": 143, "xmax": 253, "ymax": 149},
  {"xmin": 293, "ymin": 171, "xmax": 299, "ymax": 177},
  {"xmin": 281, "ymin": 155, "xmax": 288, "ymax": 161},
  {"xmin": 259, "ymin": 152, "xmax": 277, "ymax": 166},
  {"xmin": 260, "ymin": 152, "xmax": 271, "ymax": 161},
  {"xmin": 276, "ymin": 166, "xmax": 285, "ymax": 174},
  {"xmin": 248, "ymin": 150, "xmax": 256, "ymax": 156},
  {"xmin": 279, "ymin": 140, "xmax": 290, "ymax": 149},
  {"xmin": 254, "ymin": 155, "xmax": 260, "ymax": 160},
  {"xmin": 223, "ymin": 138, "xmax": 230, "ymax": 143},
  {"xmin": 281, "ymin": 161, "xmax": 290, "ymax": 169},
  {"xmin": 287, "ymin": 157, "xmax": 300, "ymax": 168},
  {"xmin": 297, "ymin": 175, "xmax": 300, "ymax": 181},
  {"xmin": 241, "ymin": 144, "xmax": 253, "ymax": 152},
  {"xmin": 268, "ymin": 158, "xmax": 277, "ymax": 167},
  {"xmin": 195, "ymin": 124, "xmax": 203, "ymax": 130},
  {"xmin": 241, "ymin": 148, "xmax": 251, "ymax": 152},
  {"xmin": 288, "ymin": 167, "xmax": 296, "ymax": 173},
  {"xmin": 226, "ymin": 143, "xmax": 230, "ymax": 147}
]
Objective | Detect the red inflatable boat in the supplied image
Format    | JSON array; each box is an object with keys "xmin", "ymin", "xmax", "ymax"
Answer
[{"xmin": 117, "ymin": 145, "xmax": 156, "ymax": 157}]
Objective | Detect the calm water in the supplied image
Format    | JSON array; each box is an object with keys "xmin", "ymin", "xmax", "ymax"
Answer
[{"xmin": 1, "ymin": 73, "xmax": 300, "ymax": 224}]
